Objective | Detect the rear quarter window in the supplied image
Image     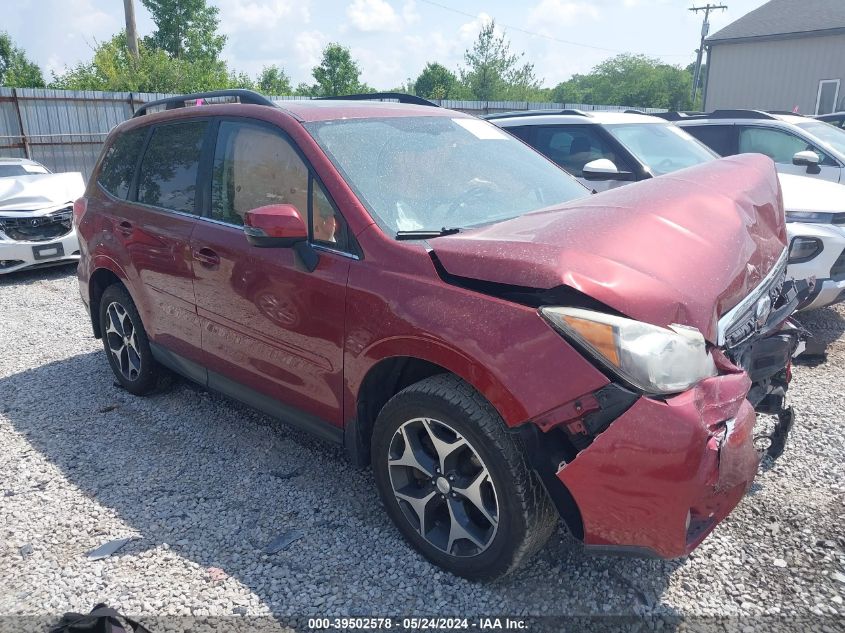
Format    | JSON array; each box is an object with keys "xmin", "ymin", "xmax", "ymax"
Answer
[{"xmin": 97, "ymin": 128, "xmax": 148, "ymax": 199}]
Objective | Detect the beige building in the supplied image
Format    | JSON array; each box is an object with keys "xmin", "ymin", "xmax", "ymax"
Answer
[{"xmin": 704, "ymin": 0, "xmax": 845, "ymax": 115}]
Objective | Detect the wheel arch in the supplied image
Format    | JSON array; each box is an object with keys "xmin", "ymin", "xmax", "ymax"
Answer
[{"xmin": 88, "ymin": 260, "xmax": 130, "ymax": 338}]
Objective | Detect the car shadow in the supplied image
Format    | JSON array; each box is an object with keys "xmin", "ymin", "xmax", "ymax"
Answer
[
  {"xmin": 792, "ymin": 304, "xmax": 845, "ymax": 364},
  {"xmin": 1, "ymin": 350, "xmax": 682, "ymax": 625},
  {"xmin": 0, "ymin": 262, "xmax": 78, "ymax": 288}
]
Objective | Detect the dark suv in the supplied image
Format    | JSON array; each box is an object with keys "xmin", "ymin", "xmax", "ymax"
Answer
[{"xmin": 75, "ymin": 90, "xmax": 802, "ymax": 579}]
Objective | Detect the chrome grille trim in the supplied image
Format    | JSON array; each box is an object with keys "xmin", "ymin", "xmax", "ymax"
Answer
[{"xmin": 716, "ymin": 248, "xmax": 788, "ymax": 348}]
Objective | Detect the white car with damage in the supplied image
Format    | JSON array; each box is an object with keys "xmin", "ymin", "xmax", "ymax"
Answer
[
  {"xmin": 779, "ymin": 174, "xmax": 845, "ymax": 311},
  {"xmin": 0, "ymin": 158, "xmax": 85, "ymax": 274}
]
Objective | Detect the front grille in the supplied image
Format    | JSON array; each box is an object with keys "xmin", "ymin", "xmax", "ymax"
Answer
[
  {"xmin": 831, "ymin": 248, "xmax": 845, "ymax": 280},
  {"xmin": 717, "ymin": 249, "xmax": 789, "ymax": 349},
  {"xmin": 0, "ymin": 207, "xmax": 73, "ymax": 242}
]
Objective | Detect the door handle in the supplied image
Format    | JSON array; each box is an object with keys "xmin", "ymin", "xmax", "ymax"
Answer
[
  {"xmin": 116, "ymin": 220, "xmax": 133, "ymax": 236},
  {"xmin": 193, "ymin": 247, "xmax": 220, "ymax": 267}
]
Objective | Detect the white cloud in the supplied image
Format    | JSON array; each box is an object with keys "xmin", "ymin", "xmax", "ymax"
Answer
[
  {"xmin": 344, "ymin": 0, "xmax": 419, "ymax": 33},
  {"xmin": 526, "ymin": 1, "xmax": 600, "ymax": 30},
  {"xmin": 346, "ymin": 0, "xmax": 404, "ymax": 32},
  {"xmin": 294, "ymin": 30, "xmax": 329, "ymax": 75},
  {"xmin": 215, "ymin": 0, "xmax": 310, "ymax": 32}
]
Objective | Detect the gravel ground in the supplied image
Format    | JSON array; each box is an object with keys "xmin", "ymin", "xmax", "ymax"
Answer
[{"xmin": 1, "ymin": 265, "xmax": 844, "ymax": 631}]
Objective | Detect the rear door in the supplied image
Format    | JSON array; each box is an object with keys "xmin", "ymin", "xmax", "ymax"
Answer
[
  {"xmin": 114, "ymin": 119, "xmax": 210, "ymax": 369},
  {"xmin": 191, "ymin": 118, "xmax": 353, "ymax": 428}
]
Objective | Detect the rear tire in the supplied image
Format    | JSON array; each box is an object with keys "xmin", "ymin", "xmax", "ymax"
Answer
[
  {"xmin": 372, "ymin": 374, "xmax": 557, "ymax": 580},
  {"xmin": 99, "ymin": 284, "xmax": 160, "ymax": 396}
]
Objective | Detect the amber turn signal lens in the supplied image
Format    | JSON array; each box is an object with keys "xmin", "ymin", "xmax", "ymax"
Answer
[{"xmin": 561, "ymin": 315, "xmax": 620, "ymax": 367}]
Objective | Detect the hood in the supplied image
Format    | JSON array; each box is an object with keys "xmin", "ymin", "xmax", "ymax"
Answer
[
  {"xmin": 430, "ymin": 154, "xmax": 787, "ymax": 343},
  {"xmin": 778, "ymin": 173, "xmax": 845, "ymax": 213},
  {"xmin": 0, "ymin": 172, "xmax": 85, "ymax": 213}
]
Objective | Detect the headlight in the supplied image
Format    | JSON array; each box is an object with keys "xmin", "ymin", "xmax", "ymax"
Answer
[
  {"xmin": 788, "ymin": 236, "xmax": 823, "ymax": 263},
  {"xmin": 540, "ymin": 307, "xmax": 717, "ymax": 395}
]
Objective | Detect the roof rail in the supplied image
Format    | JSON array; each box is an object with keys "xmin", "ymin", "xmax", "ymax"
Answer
[
  {"xmin": 652, "ymin": 111, "xmax": 707, "ymax": 121},
  {"xmin": 483, "ymin": 109, "xmax": 592, "ymax": 120},
  {"xmin": 623, "ymin": 109, "xmax": 644, "ymax": 114},
  {"xmin": 656, "ymin": 109, "xmax": 777, "ymax": 121},
  {"xmin": 708, "ymin": 109, "xmax": 777, "ymax": 120},
  {"xmin": 133, "ymin": 89, "xmax": 276, "ymax": 118},
  {"xmin": 767, "ymin": 110, "xmax": 805, "ymax": 117},
  {"xmin": 314, "ymin": 92, "xmax": 439, "ymax": 107}
]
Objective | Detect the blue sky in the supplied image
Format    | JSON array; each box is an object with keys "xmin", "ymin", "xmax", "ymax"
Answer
[{"xmin": 5, "ymin": 0, "xmax": 769, "ymax": 89}]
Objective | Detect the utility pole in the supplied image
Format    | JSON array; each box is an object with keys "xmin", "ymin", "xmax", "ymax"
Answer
[
  {"xmin": 690, "ymin": 3, "xmax": 727, "ymax": 106},
  {"xmin": 124, "ymin": 0, "xmax": 140, "ymax": 61}
]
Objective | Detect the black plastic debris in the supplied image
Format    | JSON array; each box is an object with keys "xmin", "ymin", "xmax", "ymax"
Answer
[
  {"xmin": 86, "ymin": 537, "xmax": 135, "ymax": 560},
  {"xmin": 263, "ymin": 530, "xmax": 304, "ymax": 554}
]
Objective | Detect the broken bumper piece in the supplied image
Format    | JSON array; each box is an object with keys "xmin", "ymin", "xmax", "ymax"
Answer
[{"xmin": 558, "ymin": 372, "xmax": 761, "ymax": 559}]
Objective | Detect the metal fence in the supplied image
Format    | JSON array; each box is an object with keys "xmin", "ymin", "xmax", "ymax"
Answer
[{"xmin": 0, "ymin": 88, "xmax": 666, "ymax": 179}]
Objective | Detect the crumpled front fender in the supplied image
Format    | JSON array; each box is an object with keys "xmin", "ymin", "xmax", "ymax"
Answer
[{"xmin": 557, "ymin": 371, "xmax": 761, "ymax": 558}]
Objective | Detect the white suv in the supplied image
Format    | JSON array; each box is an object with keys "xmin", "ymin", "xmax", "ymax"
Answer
[
  {"xmin": 487, "ymin": 110, "xmax": 845, "ymax": 310},
  {"xmin": 661, "ymin": 110, "xmax": 845, "ymax": 184}
]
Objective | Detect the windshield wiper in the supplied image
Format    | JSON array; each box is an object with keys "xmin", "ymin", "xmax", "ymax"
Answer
[{"xmin": 395, "ymin": 227, "xmax": 461, "ymax": 240}]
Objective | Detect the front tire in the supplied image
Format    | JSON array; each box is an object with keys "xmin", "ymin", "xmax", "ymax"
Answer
[
  {"xmin": 99, "ymin": 284, "xmax": 160, "ymax": 396},
  {"xmin": 372, "ymin": 374, "xmax": 557, "ymax": 580}
]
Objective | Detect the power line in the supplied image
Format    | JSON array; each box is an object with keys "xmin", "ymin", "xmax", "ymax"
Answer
[{"xmin": 417, "ymin": 0, "xmax": 693, "ymax": 58}]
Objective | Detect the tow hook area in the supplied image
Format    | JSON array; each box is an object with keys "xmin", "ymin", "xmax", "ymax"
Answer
[{"xmin": 755, "ymin": 404, "xmax": 795, "ymax": 461}]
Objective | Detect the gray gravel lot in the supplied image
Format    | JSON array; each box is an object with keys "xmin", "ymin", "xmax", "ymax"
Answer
[{"xmin": 1, "ymin": 265, "xmax": 844, "ymax": 630}]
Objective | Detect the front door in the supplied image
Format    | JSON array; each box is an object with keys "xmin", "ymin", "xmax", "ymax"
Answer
[
  {"xmin": 191, "ymin": 119, "xmax": 353, "ymax": 427},
  {"xmin": 737, "ymin": 125, "xmax": 842, "ymax": 183}
]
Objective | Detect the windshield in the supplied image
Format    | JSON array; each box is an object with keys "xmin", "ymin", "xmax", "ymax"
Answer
[
  {"xmin": 796, "ymin": 120, "xmax": 845, "ymax": 156},
  {"xmin": 605, "ymin": 123, "xmax": 716, "ymax": 175},
  {"xmin": 305, "ymin": 116, "xmax": 589, "ymax": 234}
]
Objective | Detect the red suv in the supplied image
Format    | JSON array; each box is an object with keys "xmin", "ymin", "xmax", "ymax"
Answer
[{"xmin": 75, "ymin": 90, "xmax": 803, "ymax": 580}]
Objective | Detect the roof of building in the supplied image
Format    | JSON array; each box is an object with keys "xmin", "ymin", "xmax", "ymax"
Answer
[{"xmin": 707, "ymin": 0, "xmax": 845, "ymax": 44}]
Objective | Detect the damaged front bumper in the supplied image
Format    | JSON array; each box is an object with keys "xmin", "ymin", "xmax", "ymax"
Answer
[
  {"xmin": 0, "ymin": 211, "xmax": 81, "ymax": 274},
  {"xmin": 520, "ymin": 283, "xmax": 807, "ymax": 559}
]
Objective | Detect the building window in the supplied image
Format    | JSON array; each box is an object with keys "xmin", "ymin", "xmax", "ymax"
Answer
[{"xmin": 815, "ymin": 79, "xmax": 840, "ymax": 116}]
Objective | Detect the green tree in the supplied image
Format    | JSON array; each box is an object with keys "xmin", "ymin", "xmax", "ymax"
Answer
[
  {"xmin": 257, "ymin": 65, "xmax": 292, "ymax": 95},
  {"xmin": 552, "ymin": 54, "xmax": 693, "ymax": 110},
  {"xmin": 140, "ymin": 0, "xmax": 226, "ymax": 61},
  {"xmin": 310, "ymin": 43, "xmax": 365, "ymax": 96},
  {"xmin": 413, "ymin": 62, "xmax": 457, "ymax": 99},
  {"xmin": 50, "ymin": 32, "xmax": 228, "ymax": 93},
  {"xmin": 0, "ymin": 32, "xmax": 45, "ymax": 87},
  {"xmin": 459, "ymin": 21, "xmax": 541, "ymax": 101}
]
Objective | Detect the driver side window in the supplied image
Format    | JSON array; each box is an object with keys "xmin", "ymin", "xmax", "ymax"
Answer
[
  {"xmin": 210, "ymin": 121, "xmax": 352, "ymax": 252},
  {"xmin": 531, "ymin": 126, "xmax": 632, "ymax": 177},
  {"xmin": 738, "ymin": 126, "xmax": 834, "ymax": 166}
]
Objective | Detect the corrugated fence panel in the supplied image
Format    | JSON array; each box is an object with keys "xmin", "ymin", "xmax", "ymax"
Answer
[{"xmin": 0, "ymin": 88, "xmax": 666, "ymax": 179}]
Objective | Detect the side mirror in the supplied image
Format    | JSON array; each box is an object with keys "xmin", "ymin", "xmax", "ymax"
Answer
[
  {"xmin": 792, "ymin": 150, "xmax": 820, "ymax": 167},
  {"xmin": 243, "ymin": 204, "xmax": 307, "ymax": 248},
  {"xmin": 582, "ymin": 158, "xmax": 635, "ymax": 181}
]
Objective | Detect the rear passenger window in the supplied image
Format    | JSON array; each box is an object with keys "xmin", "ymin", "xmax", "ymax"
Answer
[
  {"xmin": 683, "ymin": 125, "xmax": 735, "ymax": 156},
  {"xmin": 98, "ymin": 128, "xmax": 147, "ymax": 199},
  {"xmin": 136, "ymin": 121, "xmax": 207, "ymax": 214}
]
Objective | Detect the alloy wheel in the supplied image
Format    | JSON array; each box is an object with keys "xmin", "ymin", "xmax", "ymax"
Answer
[
  {"xmin": 104, "ymin": 301, "xmax": 142, "ymax": 381},
  {"xmin": 387, "ymin": 417, "xmax": 499, "ymax": 557}
]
